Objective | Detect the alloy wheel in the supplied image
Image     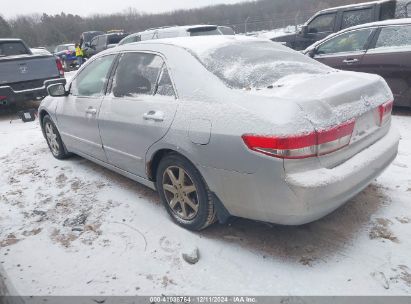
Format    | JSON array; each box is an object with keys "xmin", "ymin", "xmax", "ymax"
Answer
[
  {"xmin": 45, "ymin": 122, "xmax": 60, "ymax": 156},
  {"xmin": 162, "ymin": 166, "xmax": 199, "ymax": 220}
]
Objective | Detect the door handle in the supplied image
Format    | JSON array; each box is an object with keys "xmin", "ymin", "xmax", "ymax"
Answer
[
  {"xmin": 143, "ymin": 110, "xmax": 164, "ymax": 122},
  {"xmin": 85, "ymin": 107, "xmax": 97, "ymax": 115},
  {"xmin": 342, "ymin": 58, "xmax": 359, "ymax": 64}
]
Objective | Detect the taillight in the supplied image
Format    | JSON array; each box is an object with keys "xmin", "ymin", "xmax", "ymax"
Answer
[
  {"xmin": 378, "ymin": 100, "xmax": 393, "ymax": 126},
  {"xmin": 242, "ymin": 119, "xmax": 355, "ymax": 159},
  {"xmin": 0, "ymin": 96, "xmax": 7, "ymax": 100},
  {"xmin": 55, "ymin": 58, "xmax": 64, "ymax": 77}
]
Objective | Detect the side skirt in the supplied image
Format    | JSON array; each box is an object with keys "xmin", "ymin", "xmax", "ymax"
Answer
[{"xmin": 71, "ymin": 149, "xmax": 156, "ymax": 191}]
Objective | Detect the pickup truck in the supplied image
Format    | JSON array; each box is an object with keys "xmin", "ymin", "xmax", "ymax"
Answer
[
  {"xmin": 271, "ymin": 0, "xmax": 411, "ymax": 50},
  {"xmin": 0, "ymin": 39, "xmax": 66, "ymax": 106}
]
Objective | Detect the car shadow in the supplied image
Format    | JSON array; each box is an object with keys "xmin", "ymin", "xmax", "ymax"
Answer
[
  {"xmin": 200, "ymin": 183, "xmax": 389, "ymax": 265},
  {"xmin": 71, "ymin": 154, "xmax": 388, "ymax": 266}
]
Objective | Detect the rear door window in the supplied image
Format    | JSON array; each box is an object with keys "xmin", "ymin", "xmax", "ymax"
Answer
[
  {"xmin": 373, "ymin": 25, "xmax": 411, "ymax": 49},
  {"xmin": 341, "ymin": 8, "xmax": 373, "ymax": 29},
  {"xmin": 317, "ymin": 28, "xmax": 374, "ymax": 55},
  {"xmin": 111, "ymin": 52, "xmax": 164, "ymax": 97},
  {"xmin": 307, "ymin": 13, "xmax": 336, "ymax": 33},
  {"xmin": 407, "ymin": 3, "xmax": 411, "ymax": 17}
]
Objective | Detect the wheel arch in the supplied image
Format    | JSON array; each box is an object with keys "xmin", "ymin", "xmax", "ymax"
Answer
[{"xmin": 146, "ymin": 147, "xmax": 232, "ymax": 224}]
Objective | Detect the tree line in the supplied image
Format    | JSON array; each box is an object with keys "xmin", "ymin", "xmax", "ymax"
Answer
[{"xmin": 0, "ymin": 0, "xmax": 373, "ymax": 48}]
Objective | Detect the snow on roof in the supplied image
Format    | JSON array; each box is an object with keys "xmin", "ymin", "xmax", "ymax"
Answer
[
  {"xmin": 136, "ymin": 35, "xmax": 281, "ymax": 56},
  {"xmin": 0, "ymin": 38, "xmax": 22, "ymax": 42},
  {"xmin": 319, "ymin": 0, "xmax": 393, "ymax": 13},
  {"xmin": 345, "ymin": 17, "xmax": 411, "ymax": 30}
]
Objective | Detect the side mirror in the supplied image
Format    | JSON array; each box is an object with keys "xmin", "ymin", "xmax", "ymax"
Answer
[
  {"xmin": 47, "ymin": 83, "xmax": 67, "ymax": 97},
  {"xmin": 307, "ymin": 48, "xmax": 316, "ymax": 58}
]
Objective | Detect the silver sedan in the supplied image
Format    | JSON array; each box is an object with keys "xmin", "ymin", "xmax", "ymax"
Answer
[{"xmin": 39, "ymin": 36, "xmax": 400, "ymax": 230}]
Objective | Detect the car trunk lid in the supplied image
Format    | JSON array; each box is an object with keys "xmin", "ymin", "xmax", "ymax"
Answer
[{"xmin": 246, "ymin": 70, "xmax": 393, "ymax": 167}]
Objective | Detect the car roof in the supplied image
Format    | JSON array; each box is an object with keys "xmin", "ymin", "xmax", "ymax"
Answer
[
  {"xmin": 319, "ymin": 0, "xmax": 393, "ymax": 14},
  {"xmin": 144, "ymin": 24, "xmax": 218, "ymax": 32},
  {"xmin": 342, "ymin": 17, "xmax": 411, "ymax": 30},
  {"xmin": 115, "ymin": 35, "xmax": 282, "ymax": 55}
]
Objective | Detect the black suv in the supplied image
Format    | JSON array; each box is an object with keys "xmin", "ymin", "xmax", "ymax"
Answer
[{"xmin": 85, "ymin": 32, "xmax": 129, "ymax": 58}]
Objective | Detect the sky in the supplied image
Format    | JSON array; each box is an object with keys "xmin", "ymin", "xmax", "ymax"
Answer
[{"xmin": 1, "ymin": 0, "xmax": 248, "ymax": 18}]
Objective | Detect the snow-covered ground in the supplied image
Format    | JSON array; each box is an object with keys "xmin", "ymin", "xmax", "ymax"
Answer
[{"xmin": 0, "ymin": 106, "xmax": 410, "ymax": 296}]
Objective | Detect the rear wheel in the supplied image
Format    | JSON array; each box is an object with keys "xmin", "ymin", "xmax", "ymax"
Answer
[
  {"xmin": 42, "ymin": 115, "xmax": 70, "ymax": 159},
  {"xmin": 156, "ymin": 153, "xmax": 216, "ymax": 231}
]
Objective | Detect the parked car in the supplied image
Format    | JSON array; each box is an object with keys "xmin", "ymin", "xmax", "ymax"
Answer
[
  {"xmin": 79, "ymin": 31, "xmax": 105, "ymax": 50},
  {"xmin": 85, "ymin": 32, "xmax": 129, "ymax": 58},
  {"xmin": 271, "ymin": 0, "xmax": 411, "ymax": 50},
  {"xmin": 303, "ymin": 18, "xmax": 411, "ymax": 108},
  {"xmin": 0, "ymin": 38, "xmax": 65, "ymax": 106},
  {"xmin": 53, "ymin": 43, "xmax": 77, "ymax": 71},
  {"xmin": 118, "ymin": 25, "xmax": 235, "ymax": 45},
  {"xmin": 39, "ymin": 36, "xmax": 399, "ymax": 230}
]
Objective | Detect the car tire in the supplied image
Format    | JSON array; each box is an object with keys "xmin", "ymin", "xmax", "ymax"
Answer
[
  {"xmin": 156, "ymin": 153, "xmax": 216, "ymax": 231},
  {"xmin": 42, "ymin": 115, "xmax": 70, "ymax": 160}
]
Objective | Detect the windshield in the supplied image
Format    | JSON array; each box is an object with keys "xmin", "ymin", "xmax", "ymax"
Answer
[{"xmin": 194, "ymin": 39, "xmax": 330, "ymax": 89}]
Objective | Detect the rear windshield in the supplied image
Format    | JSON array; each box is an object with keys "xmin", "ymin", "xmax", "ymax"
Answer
[
  {"xmin": 189, "ymin": 27, "xmax": 221, "ymax": 37},
  {"xmin": 0, "ymin": 41, "xmax": 30, "ymax": 56},
  {"xmin": 108, "ymin": 34, "xmax": 128, "ymax": 44},
  {"xmin": 194, "ymin": 40, "xmax": 330, "ymax": 89},
  {"xmin": 218, "ymin": 26, "xmax": 235, "ymax": 35}
]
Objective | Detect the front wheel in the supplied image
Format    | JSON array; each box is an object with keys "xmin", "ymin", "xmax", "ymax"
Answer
[
  {"xmin": 42, "ymin": 115, "xmax": 70, "ymax": 159},
  {"xmin": 156, "ymin": 153, "xmax": 216, "ymax": 231}
]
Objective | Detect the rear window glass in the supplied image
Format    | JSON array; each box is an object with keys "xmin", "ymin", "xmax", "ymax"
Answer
[
  {"xmin": 218, "ymin": 26, "xmax": 235, "ymax": 35},
  {"xmin": 194, "ymin": 39, "xmax": 330, "ymax": 89},
  {"xmin": 342, "ymin": 8, "xmax": 373, "ymax": 29},
  {"xmin": 375, "ymin": 25, "xmax": 411, "ymax": 49},
  {"xmin": 189, "ymin": 27, "xmax": 221, "ymax": 37},
  {"xmin": 0, "ymin": 42, "xmax": 29, "ymax": 56},
  {"xmin": 108, "ymin": 34, "xmax": 128, "ymax": 44}
]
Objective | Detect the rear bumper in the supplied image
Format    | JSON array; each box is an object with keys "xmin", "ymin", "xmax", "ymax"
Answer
[
  {"xmin": 203, "ymin": 126, "xmax": 399, "ymax": 225},
  {"xmin": 0, "ymin": 78, "xmax": 65, "ymax": 105},
  {"xmin": 283, "ymin": 126, "xmax": 400, "ymax": 224}
]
